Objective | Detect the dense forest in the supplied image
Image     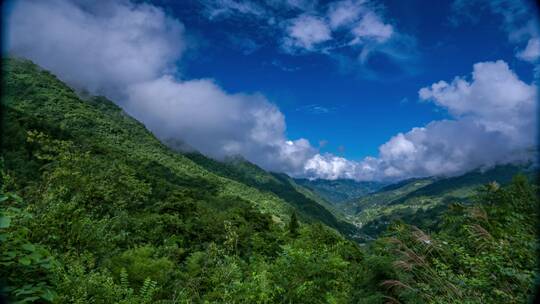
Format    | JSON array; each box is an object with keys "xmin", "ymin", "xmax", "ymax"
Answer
[{"xmin": 1, "ymin": 58, "xmax": 539, "ymax": 303}]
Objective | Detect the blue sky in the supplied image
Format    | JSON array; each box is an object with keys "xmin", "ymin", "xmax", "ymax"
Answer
[
  {"xmin": 154, "ymin": 0, "xmax": 537, "ymax": 160},
  {"xmin": 5, "ymin": 0, "xmax": 539, "ymax": 180}
]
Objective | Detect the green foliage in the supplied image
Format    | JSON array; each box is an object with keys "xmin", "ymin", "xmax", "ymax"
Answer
[
  {"xmin": 0, "ymin": 192, "xmax": 56, "ymax": 303},
  {"xmin": 107, "ymin": 246, "xmax": 174, "ymax": 288},
  {"xmin": 344, "ymin": 165, "xmax": 534, "ymax": 241},
  {"xmin": 288, "ymin": 211, "xmax": 300, "ymax": 236},
  {"xmin": 367, "ymin": 175, "xmax": 539, "ymax": 303},
  {"xmin": 52, "ymin": 260, "xmax": 159, "ymax": 304}
]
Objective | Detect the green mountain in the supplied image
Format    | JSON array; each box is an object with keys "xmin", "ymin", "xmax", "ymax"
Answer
[
  {"xmin": 0, "ymin": 58, "xmax": 364, "ymax": 302},
  {"xmin": 0, "ymin": 58, "xmax": 354, "ymax": 235},
  {"xmin": 183, "ymin": 153, "xmax": 357, "ymax": 235},
  {"xmin": 343, "ymin": 164, "xmax": 536, "ymax": 240},
  {"xmin": 294, "ymin": 178, "xmax": 385, "ymax": 204},
  {"xmin": 1, "ymin": 58, "xmax": 538, "ymax": 303}
]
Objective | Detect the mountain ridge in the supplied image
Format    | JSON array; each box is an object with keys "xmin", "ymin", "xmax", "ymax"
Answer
[{"xmin": 341, "ymin": 163, "xmax": 537, "ymax": 240}]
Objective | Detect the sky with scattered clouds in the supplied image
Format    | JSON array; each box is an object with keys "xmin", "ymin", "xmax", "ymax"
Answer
[{"xmin": 3, "ymin": 0, "xmax": 539, "ymax": 181}]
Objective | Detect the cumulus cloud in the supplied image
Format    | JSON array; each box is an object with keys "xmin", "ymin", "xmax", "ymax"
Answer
[
  {"xmin": 5, "ymin": 0, "xmax": 318, "ymax": 174},
  {"xmin": 305, "ymin": 154, "xmax": 357, "ymax": 179},
  {"xmin": 304, "ymin": 60, "xmax": 537, "ymax": 181},
  {"xmin": 417, "ymin": 60, "xmax": 536, "ymax": 141}
]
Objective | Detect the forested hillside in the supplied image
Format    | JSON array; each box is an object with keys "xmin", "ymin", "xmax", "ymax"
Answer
[
  {"xmin": 1, "ymin": 58, "xmax": 539, "ymax": 303},
  {"xmin": 183, "ymin": 153, "xmax": 356, "ymax": 234},
  {"xmin": 342, "ymin": 165, "xmax": 536, "ymax": 240}
]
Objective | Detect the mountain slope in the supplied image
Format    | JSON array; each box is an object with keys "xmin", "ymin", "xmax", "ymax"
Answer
[
  {"xmin": 345, "ymin": 164, "xmax": 535, "ymax": 240},
  {"xmin": 340, "ymin": 178, "xmax": 433, "ymax": 215},
  {"xmin": 183, "ymin": 153, "xmax": 357, "ymax": 234},
  {"xmin": 1, "ymin": 58, "xmax": 357, "ymax": 236},
  {"xmin": 0, "ymin": 57, "xmax": 367, "ymax": 302}
]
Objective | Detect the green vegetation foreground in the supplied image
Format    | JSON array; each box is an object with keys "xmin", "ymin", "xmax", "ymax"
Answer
[{"xmin": 1, "ymin": 58, "xmax": 539, "ymax": 303}]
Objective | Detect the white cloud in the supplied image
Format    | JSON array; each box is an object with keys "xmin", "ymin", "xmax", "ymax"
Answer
[
  {"xmin": 326, "ymin": 0, "xmax": 394, "ymax": 44},
  {"xmin": 351, "ymin": 11, "xmax": 393, "ymax": 43},
  {"xmin": 6, "ymin": 0, "xmax": 185, "ymax": 97},
  {"xmin": 517, "ymin": 38, "xmax": 540, "ymax": 62},
  {"xmin": 302, "ymin": 60, "xmax": 537, "ymax": 180},
  {"xmin": 327, "ymin": 0, "xmax": 365, "ymax": 29},
  {"xmin": 125, "ymin": 76, "xmax": 317, "ymax": 174},
  {"xmin": 418, "ymin": 60, "xmax": 536, "ymax": 141},
  {"xmin": 6, "ymin": 0, "xmax": 318, "ymax": 175},
  {"xmin": 280, "ymin": 3, "xmax": 394, "ymax": 54},
  {"xmin": 391, "ymin": 60, "xmax": 536, "ymax": 177},
  {"xmin": 304, "ymin": 154, "xmax": 357, "ymax": 180},
  {"xmin": 282, "ymin": 15, "xmax": 332, "ymax": 52},
  {"xmin": 198, "ymin": 0, "xmax": 409, "ymax": 72},
  {"xmin": 280, "ymin": 1, "xmax": 394, "ymax": 53}
]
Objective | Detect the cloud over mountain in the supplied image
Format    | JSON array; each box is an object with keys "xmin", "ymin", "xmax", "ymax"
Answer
[
  {"xmin": 5, "ymin": 0, "xmax": 317, "ymax": 174},
  {"xmin": 305, "ymin": 60, "xmax": 537, "ymax": 180}
]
